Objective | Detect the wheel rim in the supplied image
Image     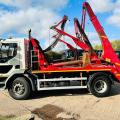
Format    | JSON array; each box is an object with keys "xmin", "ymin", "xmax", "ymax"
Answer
[
  {"xmin": 13, "ymin": 82, "xmax": 25, "ymax": 96},
  {"xmin": 94, "ymin": 80, "xmax": 107, "ymax": 93}
]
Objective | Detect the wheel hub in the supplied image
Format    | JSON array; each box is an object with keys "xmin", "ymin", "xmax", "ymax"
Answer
[
  {"xmin": 94, "ymin": 80, "xmax": 107, "ymax": 93},
  {"xmin": 13, "ymin": 83, "xmax": 25, "ymax": 95}
]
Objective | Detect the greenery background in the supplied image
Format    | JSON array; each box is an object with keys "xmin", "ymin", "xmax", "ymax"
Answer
[{"xmin": 94, "ymin": 40, "xmax": 120, "ymax": 50}]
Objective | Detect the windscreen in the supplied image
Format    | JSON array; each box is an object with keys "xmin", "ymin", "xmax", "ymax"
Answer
[{"xmin": 0, "ymin": 43, "xmax": 17, "ymax": 63}]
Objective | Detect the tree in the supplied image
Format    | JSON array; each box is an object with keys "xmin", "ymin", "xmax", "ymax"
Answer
[
  {"xmin": 94, "ymin": 40, "xmax": 120, "ymax": 50},
  {"xmin": 94, "ymin": 44, "xmax": 102, "ymax": 50},
  {"xmin": 45, "ymin": 51, "xmax": 62, "ymax": 62},
  {"xmin": 111, "ymin": 40, "xmax": 120, "ymax": 50}
]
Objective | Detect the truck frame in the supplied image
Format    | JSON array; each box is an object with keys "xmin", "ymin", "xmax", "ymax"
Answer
[{"xmin": 0, "ymin": 2, "xmax": 120, "ymax": 100}]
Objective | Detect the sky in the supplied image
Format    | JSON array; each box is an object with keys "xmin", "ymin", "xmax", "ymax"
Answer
[{"xmin": 0, "ymin": 0, "xmax": 120, "ymax": 50}]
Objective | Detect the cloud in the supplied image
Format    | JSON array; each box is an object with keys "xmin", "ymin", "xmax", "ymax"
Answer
[
  {"xmin": 0, "ymin": 8, "xmax": 60, "ymax": 40},
  {"xmin": 86, "ymin": 0, "xmax": 120, "ymax": 29},
  {"xmin": 86, "ymin": 0, "xmax": 120, "ymax": 39},
  {"xmin": 0, "ymin": 0, "xmax": 31, "ymax": 9},
  {"xmin": 0, "ymin": 0, "xmax": 69, "ymax": 9},
  {"xmin": 86, "ymin": 32, "xmax": 101, "ymax": 45},
  {"xmin": 0, "ymin": 0, "xmax": 69, "ymax": 49},
  {"xmin": 87, "ymin": 0, "xmax": 115, "ymax": 13},
  {"xmin": 107, "ymin": 0, "xmax": 120, "ymax": 27},
  {"xmin": 107, "ymin": 9, "xmax": 120, "ymax": 27},
  {"xmin": 32, "ymin": 0, "xmax": 69, "ymax": 10},
  {"xmin": 0, "ymin": 0, "xmax": 115, "ymax": 51}
]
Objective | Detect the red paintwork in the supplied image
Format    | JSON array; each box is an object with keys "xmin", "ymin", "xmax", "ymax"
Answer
[
  {"xmin": 81, "ymin": 6, "xmax": 86, "ymax": 30},
  {"xmin": 83, "ymin": 2, "xmax": 120, "ymax": 72},
  {"xmin": 83, "ymin": 2, "xmax": 120, "ymax": 63},
  {"xmin": 30, "ymin": 38, "xmax": 120, "ymax": 81},
  {"xmin": 53, "ymin": 27, "xmax": 90, "ymax": 51},
  {"xmin": 30, "ymin": 2, "xmax": 120, "ymax": 82},
  {"xmin": 52, "ymin": 34, "xmax": 75, "ymax": 51},
  {"xmin": 31, "ymin": 38, "xmax": 48, "ymax": 70}
]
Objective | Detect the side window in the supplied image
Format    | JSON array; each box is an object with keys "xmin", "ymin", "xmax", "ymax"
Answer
[{"xmin": 0, "ymin": 43, "xmax": 17, "ymax": 63}]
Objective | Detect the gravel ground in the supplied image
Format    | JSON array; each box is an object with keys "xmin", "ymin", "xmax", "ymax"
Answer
[{"xmin": 0, "ymin": 83, "xmax": 120, "ymax": 120}]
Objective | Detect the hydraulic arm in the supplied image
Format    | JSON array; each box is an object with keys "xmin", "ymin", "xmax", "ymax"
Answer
[
  {"xmin": 82, "ymin": 2, "xmax": 120, "ymax": 65},
  {"xmin": 74, "ymin": 17, "xmax": 100, "ymax": 63},
  {"xmin": 44, "ymin": 16, "xmax": 68, "ymax": 52},
  {"xmin": 51, "ymin": 16, "xmax": 90, "ymax": 51}
]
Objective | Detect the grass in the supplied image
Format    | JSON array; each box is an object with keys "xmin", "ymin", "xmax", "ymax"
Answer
[
  {"xmin": 0, "ymin": 115, "xmax": 15, "ymax": 120},
  {"xmin": 0, "ymin": 116, "xmax": 9, "ymax": 120}
]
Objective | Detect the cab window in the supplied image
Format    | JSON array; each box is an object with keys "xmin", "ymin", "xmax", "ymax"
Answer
[{"xmin": 0, "ymin": 43, "xmax": 17, "ymax": 63}]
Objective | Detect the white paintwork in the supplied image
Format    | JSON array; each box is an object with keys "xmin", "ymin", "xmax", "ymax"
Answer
[
  {"xmin": 0, "ymin": 38, "xmax": 29, "ymax": 70},
  {"xmin": 38, "ymin": 86, "xmax": 87, "ymax": 91},
  {"xmin": 37, "ymin": 77, "xmax": 87, "ymax": 91},
  {"xmin": 38, "ymin": 77, "xmax": 87, "ymax": 82},
  {"xmin": 0, "ymin": 38, "xmax": 29, "ymax": 89}
]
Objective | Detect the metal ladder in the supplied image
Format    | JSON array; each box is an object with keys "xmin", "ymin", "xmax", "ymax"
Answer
[{"xmin": 31, "ymin": 50, "xmax": 40, "ymax": 70}]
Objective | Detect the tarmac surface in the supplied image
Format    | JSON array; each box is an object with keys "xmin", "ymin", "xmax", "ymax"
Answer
[{"xmin": 0, "ymin": 83, "xmax": 120, "ymax": 120}]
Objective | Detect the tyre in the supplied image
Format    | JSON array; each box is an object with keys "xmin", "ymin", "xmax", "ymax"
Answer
[
  {"xmin": 8, "ymin": 77, "xmax": 31, "ymax": 100},
  {"xmin": 89, "ymin": 76, "xmax": 111, "ymax": 97}
]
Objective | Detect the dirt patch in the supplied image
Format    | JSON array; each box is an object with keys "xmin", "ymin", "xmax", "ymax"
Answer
[{"xmin": 32, "ymin": 104, "xmax": 77, "ymax": 120}]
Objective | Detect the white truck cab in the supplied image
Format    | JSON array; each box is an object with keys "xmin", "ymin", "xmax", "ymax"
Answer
[{"xmin": 0, "ymin": 38, "xmax": 36, "ymax": 100}]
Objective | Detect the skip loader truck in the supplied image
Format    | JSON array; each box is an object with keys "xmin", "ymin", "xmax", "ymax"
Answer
[{"xmin": 0, "ymin": 2, "xmax": 120, "ymax": 100}]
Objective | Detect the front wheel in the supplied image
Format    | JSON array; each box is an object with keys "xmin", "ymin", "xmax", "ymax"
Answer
[
  {"xmin": 8, "ymin": 77, "xmax": 31, "ymax": 100},
  {"xmin": 89, "ymin": 76, "xmax": 111, "ymax": 97}
]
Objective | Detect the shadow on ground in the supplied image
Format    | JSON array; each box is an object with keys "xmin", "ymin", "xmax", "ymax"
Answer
[
  {"xmin": 29, "ymin": 82, "xmax": 120, "ymax": 100},
  {"xmin": 30, "ymin": 89, "xmax": 89, "ymax": 100}
]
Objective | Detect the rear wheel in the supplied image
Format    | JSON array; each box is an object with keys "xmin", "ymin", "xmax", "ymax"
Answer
[
  {"xmin": 8, "ymin": 77, "xmax": 31, "ymax": 100},
  {"xmin": 89, "ymin": 76, "xmax": 111, "ymax": 97}
]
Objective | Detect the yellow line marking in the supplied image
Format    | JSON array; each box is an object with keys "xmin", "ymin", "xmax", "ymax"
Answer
[
  {"xmin": 115, "ymin": 63, "xmax": 120, "ymax": 66},
  {"xmin": 100, "ymin": 36, "xmax": 107, "ymax": 39},
  {"xmin": 116, "ymin": 74, "xmax": 120, "ymax": 76},
  {"xmin": 32, "ymin": 69, "xmax": 111, "ymax": 74}
]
